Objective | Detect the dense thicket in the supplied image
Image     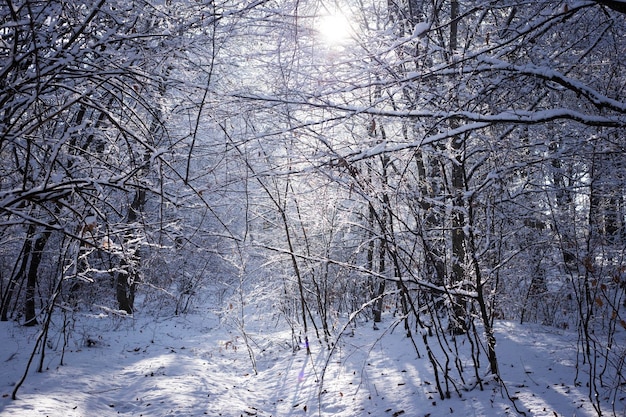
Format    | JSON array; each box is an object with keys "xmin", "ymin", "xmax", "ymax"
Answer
[{"xmin": 2, "ymin": 0, "xmax": 625, "ymax": 414}]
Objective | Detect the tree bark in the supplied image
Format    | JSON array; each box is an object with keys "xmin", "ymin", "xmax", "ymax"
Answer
[
  {"xmin": 24, "ymin": 229, "xmax": 52, "ymax": 326},
  {"xmin": 1, "ymin": 225, "xmax": 35, "ymax": 321},
  {"xmin": 594, "ymin": 0, "xmax": 626, "ymax": 14},
  {"xmin": 448, "ymin": 0, "xmax": 467, "ymax": 335},
  {"xmin": 116, "ymin": 188, "xmax": 145, "ymax": 314}
]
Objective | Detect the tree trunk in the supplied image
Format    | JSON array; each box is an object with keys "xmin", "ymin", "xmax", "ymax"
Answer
[
  {"xmin": 116, "ymin": 188, "xmax": 146, "ymax": 314},
  {"xmin": 448, "ymin": 0, "xmax": 467, "ymax": 335},
  {"xmin": 24, "ymin": 229, "xmax": 52, "ymax": 326},
  {"xmin": 116, "ymin": 259, "xmax": 136, "ymax": 315},
  {"xmin": 1, "ymin": 225, "xmax": 36, "ymax": 321}
]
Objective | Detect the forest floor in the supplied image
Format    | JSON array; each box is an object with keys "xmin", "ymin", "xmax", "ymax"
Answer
[{"xmin": 0, "ymin": 307, "xmax": 625, "ymax": 417}]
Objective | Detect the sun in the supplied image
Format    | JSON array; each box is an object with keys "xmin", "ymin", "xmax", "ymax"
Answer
[{"xmin": 317, "ymin": 12, "xmax": 352, "ymax": 45}]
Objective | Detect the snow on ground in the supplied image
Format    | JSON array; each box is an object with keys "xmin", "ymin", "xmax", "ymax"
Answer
[{"xmin": 0, "ymin": 309, "xmax": 624, "ymax": 417}]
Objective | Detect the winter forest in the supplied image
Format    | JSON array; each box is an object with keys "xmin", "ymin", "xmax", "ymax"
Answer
[{"xmin": 2, "ymin": 0, "xmax": 626, "ymax": 416}]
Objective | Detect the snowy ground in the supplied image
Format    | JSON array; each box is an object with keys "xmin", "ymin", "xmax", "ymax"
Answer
[{"xmin": 1, "ymin": 309, "xmax": 624, "ymax": 417}]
